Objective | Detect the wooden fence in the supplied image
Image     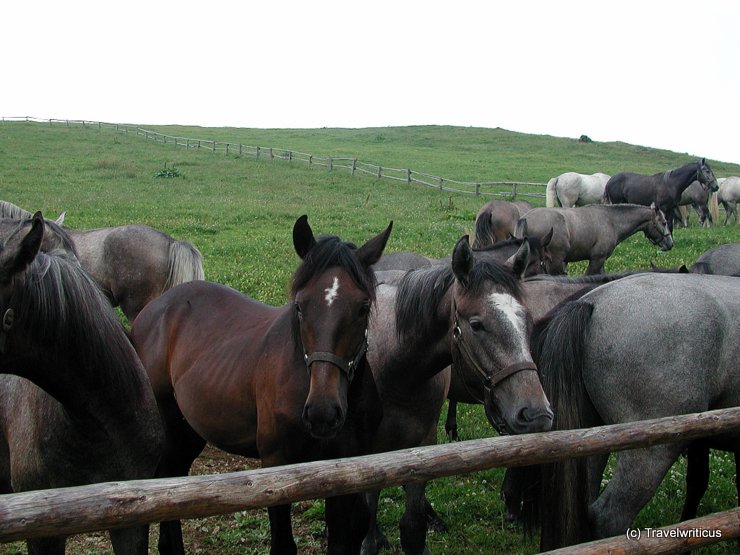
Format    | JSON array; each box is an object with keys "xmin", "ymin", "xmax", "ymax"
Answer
[
  {"xmin": 1, "ymin": 116, "xmax": 547, "ymax": 199},
  {"xmin": 0, "ymin": 407, "xmax": 738, "ymax": 554}
]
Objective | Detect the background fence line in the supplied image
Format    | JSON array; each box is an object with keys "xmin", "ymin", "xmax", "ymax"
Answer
[{"xmin": 1, "ymin": 116, "xmax": 547, "ymax": 199}]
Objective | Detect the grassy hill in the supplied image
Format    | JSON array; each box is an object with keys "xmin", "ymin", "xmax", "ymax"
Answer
[{"xmin": 0, "ymin": 120, "xmax": 738, "ymax": 554}]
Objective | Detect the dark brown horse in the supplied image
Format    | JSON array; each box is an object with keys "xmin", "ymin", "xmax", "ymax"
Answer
[
  {"xmin": 0, "ymin": 213, "xmax": 164, "ymax": 554},
  {"xmin": 603, "ymin": 159, "xmax": 718, "ymax": 233},
  {"xmin": 130, "ymin": 215, "xmax": 392, "ymax": 555}
]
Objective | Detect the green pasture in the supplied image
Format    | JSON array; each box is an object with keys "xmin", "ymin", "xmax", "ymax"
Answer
[{"xmin": 0, "ymin": 121, "xmax": 738, "ymax": 554}]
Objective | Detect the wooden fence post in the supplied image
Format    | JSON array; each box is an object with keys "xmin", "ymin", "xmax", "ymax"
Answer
[
  {"xmin": 407, "ymin": 169, "xmax": 411, "ymax": 184},
  {"xmin": 475, "ymin": 183, "xmax": 481, "ymax": 195},
  {"xmin": 377, "ymin": 166, "xmax": 382, "ymax": 179},
  {"xmin": 352, "ymin": 159, "xmax": 357, "ymax": 176},
  {"xmin": 328, "ymin": 157, "xmax": 333, "ymax": 170}
]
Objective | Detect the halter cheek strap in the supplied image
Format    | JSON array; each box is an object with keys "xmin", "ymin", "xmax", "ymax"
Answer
[{"xmin": 0, "ymin": 308, "xmax": 15, "ymax": 355}]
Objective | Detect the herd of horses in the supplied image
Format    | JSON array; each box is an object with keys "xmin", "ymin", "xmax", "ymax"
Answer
[{"xmin": 0, "ymin": 157, "xmax": 737, "ymax": 555}]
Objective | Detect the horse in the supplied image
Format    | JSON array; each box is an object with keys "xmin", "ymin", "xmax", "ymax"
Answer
[
  {"xmin": 373, "ymin": 235, "xmax": 553, "ymax": 277},
  {"xmin": 515, "ymin": 204, "xmax": 673, "ymax": 275},
  {"xmin": 509, "ymin": 273, "xmax": 740, "ymax": 550},
  {"xmin": 0, "ymin": 213, "xmax": 164, "ymax": 554},
  {"xmin": 718, "ymin": 176, "xmax": 740, "ymax": 225},
  {"xmin": 471, "ymin": 199, "xmax": 532, "ymax": 247},
  {"xmin": 603, "ymin": 159, "xmax": 719, "ymax": 233},
  {"xmin": 673, "ymin": 180, "xmax": 719, "ymax": 228},
  {"xmin": 444, "ymin": 271, "xmax": 631, "ymax": 441},
  {"xmin": 0, "ymin": 200, "xmax": 204, "ymax": 322},
  {"xmin": 545, "ymin": 172, "xmax": 610, "ymax": 208},
  {"xmin": 688, "ymin": 243, "xmax": 740, "ymax": 276},
  {"xmin": 130, "ymin": 215, "xmax": 392, "ymax": 555},
  {"xmin": 361, "ymin": 238, "xmax": 553, "ymax": 554}
]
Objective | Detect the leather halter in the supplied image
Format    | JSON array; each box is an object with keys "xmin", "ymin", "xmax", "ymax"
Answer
[
  {"xmin": 303, "ymin": 328, "xmax": 368, "ymax": 385},
  {"xmin": 0, "ymin": 307, "xmax": 14, "ymax": 355}
]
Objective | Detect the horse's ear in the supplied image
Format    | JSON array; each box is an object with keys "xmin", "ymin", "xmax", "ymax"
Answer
[
  {"xmin": 0, "ymin": 211, "xmax": 44, "ymax": 283},
  {"xmin": 513, "ymin": 218, "xmax": 527, "ymax": 239},
  {"xmin": 542, "ymin": 227, "xmax": 554, "ymax": 248},
  {"xmin": 356, "ymin": 221, "xmax": 393, "ymax": 268},
  {"xmin": 504, "ymin": 238, "xmax": 530, "ymax": 278},
  {"xmin": 293, "ymin": 215, "xmax": 317, "ymax": 259},
  {"xmin": 55, "ymin": 212, "xmax": 66, "ymax": 226},
  {"xmin": 451, "ymin": 235, "xmax": 474, "ymax": 287}
]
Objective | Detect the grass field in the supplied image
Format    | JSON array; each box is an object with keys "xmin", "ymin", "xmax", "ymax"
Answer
[{"xmin": 0, "ymin": 120, "xmax": 738, "ymax": 554}]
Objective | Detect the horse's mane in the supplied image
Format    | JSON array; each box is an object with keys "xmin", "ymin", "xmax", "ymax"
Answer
[
  {"xmin": 395, "ymin": 258, "xmax": 523, "ymax": 343},
  {"xmin": 0, "ymin": 200, "xmax": 33, "ymax": 219},
  {"xmin": 11, "ymin": 244, "xmax": 141, "ymax": 393},
  {"xmin": 395, "ymin": 265, "xmax": 455, "ymax": 342},
  {"xmin": 290, "ymin": 234, "xmax": 378, "ymax": 302}
]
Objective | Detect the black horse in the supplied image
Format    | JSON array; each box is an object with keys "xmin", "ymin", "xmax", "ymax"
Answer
[{"xmin": 603, "ymin": 159, "xmax": 718, "ymax": 233}]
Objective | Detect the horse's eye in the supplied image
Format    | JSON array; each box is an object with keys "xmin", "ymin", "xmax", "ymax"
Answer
[
  {"xmin": 358, "ymin": 299, "xmax": 371, "ymax": 317},
  {"xmin": 470, "ymin": 319, "xmax": 485, "ymax": 332}
]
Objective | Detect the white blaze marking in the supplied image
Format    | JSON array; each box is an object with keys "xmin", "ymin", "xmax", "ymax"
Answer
[
  {"xmin": 488, "ymin": 293, "xmax": 530, "ymax": 359},
  {"xmin": 324, "ymin": 276, "xmax": 340, "ymax": 306}
]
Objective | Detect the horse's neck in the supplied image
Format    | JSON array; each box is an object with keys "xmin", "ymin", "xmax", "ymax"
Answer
[
  {"xmin": 370, "ymin": 287, "xmax": 452, "ymax": 389},
  {"xmin": 15, "ymin": 347, "xmax": 159, "ymax": 446},
  {"xmin": 667, "ymin": 163, "xmax": 699, "ymax": 193},
  {"xmin": 599, "ymin": 206, "xmax": 653, "ymax": 239}
]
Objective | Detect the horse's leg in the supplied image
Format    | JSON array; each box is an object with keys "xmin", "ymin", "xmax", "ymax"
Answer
[
  {"xmin": 360, "ymin": 490, "xmax": 390, "ymax": 555},
  {"xmin": 268, "ymin": 504, "xmax": 297, "ymax": 555},
  {"xmin": 399, "ymin": 482, "xmax": 430, "ymax": 555},
  {"xmin": 109, "ymin": 524, "xmax": 150, "ymax": 555},
  {"xmin": 585, "ymin": 256, "xmax": 606, "ymax": 275},
  {"xmin": 589, "ymin": 444, "xmax": 684, "ymax": 539},
  {"xmin": 424, "ymin": 495, "xmax": 447, "ymax": 532},
  {"xmin": 680, "ymin": 442, "xmax": 710, "ymax": 521},
  {"xmin": 587, "ymin": 453, "xmax": 609, "ymax": 504},
  {"xmin": 444, "ymin": 400, "xmax": 459, "ymax": 441},
  {"xmin": 26, "ymin": 537, "xmax": 66, "ymax": 555},
  {"xmin": 326, "ymin": 494, "xmax": 370, "ymax": 555},
  {"xmin": 156, "ymin": 418, "xmax": 207, "ymax": 555}
]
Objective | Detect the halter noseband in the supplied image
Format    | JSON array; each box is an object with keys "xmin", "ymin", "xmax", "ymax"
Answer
[{"xmin": 303, "ymin": 328, "xmax": 368, "ymax": 384}]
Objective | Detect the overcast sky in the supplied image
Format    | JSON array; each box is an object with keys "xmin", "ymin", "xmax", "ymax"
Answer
[{"xmin": 3, "ymin": 1, "xmax": 739, "ymax": 164}]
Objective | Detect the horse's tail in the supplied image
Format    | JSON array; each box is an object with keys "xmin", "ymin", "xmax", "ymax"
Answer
[
  {"xmin": 709, "ymin": 191, "xmax": 719, "ymax": 224},
  {"xmin": 163, "ymin": 240, "xmax": 205, "ymax": 292},
  {"xmin": 472, "ymin": 211, "xmax": 494, "ymax": 249},
  {"xmin": 545, "ymin": 177, "xmax": 559, "ymax": 207},
  {"xmin": 525, "ymin": 300, "xmax": 598, "ymax": 549}
]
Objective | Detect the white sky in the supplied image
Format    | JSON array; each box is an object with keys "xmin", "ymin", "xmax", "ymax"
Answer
[{"xmin": 3, "ymin": 1, "xmax": 739, "ymax": 164}]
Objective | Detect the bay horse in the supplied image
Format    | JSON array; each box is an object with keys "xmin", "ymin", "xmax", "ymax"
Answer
[
  {"xmin": 510, "ymin": 273, "xmax": 740, "ymax": 549},
  {"xmin": 0, "ymin": 213, "xmax": 164, "ymax": 554},
  {"xmin": 130, "ymin": 215, "xmax": 392, "ymax": 555},
  {"xmin": 603, "ymin": 159, "xmax": 719, "ymax": 233},
  {"xmin": 515, "ymin": 204, "xmax": 673, "ymax": 274},
  {"xmin": 373, "ymin": 235, "xmax": 553, "ymax": 277},
  {"xmin": 0, "ymin": 200, "xmax": 204, "ymax": 322},
  {"xmin": 718, "ymin": 176, "xmax": 740, "ymax": 224},
  {"xmin": 362, "ymin": 237, "xmax": 553, "ymax": 554},
  {"xmin": 471, "ymin": 199, "xmax": 532, "ymax": 247},
  {"xmin": 545, "ymin": 172, "xmax": 610, "ymax": 208}
]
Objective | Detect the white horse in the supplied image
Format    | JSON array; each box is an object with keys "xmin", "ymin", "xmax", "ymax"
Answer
[
  {"xmin": 545, "ymin": 172, "xmax": 611, "ymax": 208},
  {"xmin": 717, "ymin": 176, "xmax": 740, "ymax": 224}
]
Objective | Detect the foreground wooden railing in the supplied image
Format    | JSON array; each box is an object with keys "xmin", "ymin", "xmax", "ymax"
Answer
[{"xmin": 0, "ymin": 407, "xmax": 738, "ymax": 549}]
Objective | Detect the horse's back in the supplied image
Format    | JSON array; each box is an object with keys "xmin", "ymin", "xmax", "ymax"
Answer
[
  {"xmin": 690, "ymin": 243, "xmax": 740, "ymax": 276},
  {"xmin": 580, "ymin": 273, "xmax": 739, "ymax": 421},
  {"xmin": 719, "ymin": 176, "xmax": 740, "ymax": 200}
]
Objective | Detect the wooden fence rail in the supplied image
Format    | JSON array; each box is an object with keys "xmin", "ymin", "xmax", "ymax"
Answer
[
  {"xmin": 0, "ymin": 116, "xmax": 547, "ymax": 199},
  {"xmin": 0, "ymin": 407, "xmax": 738, "ymax": 548}
]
